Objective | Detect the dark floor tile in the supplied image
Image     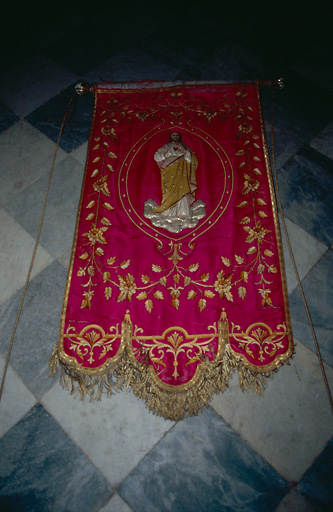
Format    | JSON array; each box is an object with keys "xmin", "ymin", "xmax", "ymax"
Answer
[
  {"xmin": 0, "ymin": 261, "xmax": 67, "ymax": 397},
  {"xmin": 297, "ymin": 438, "xmax": 333, "ymax": 512},
  {"xmin": 118, "ymin": 407, "xmax": 289, "ymax": 512},
  {"xmin": 289, "ymin": 249, "xmax": 333, "ymax": 367},
  {"xmin": 0, "ymin": 403, "xmax": 113, "ymax": 512},
  {"xmin": 25, "ymin": 84, "xmax": 94, "ymax": 152},
  {"xmin": 0, "ymin": 102, "xmax": 19, "ymax": 134},
  {"xmin": 277, "ymin": 146, "xmax": 333, "ymax": 246}
]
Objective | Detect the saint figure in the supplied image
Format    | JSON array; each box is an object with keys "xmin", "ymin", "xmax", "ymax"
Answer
[{"xmin": 144, "ymin": 132, "xmax": 206, "ymax": 233}]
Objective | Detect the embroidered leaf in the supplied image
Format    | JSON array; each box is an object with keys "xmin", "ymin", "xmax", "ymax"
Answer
[
  {"xmin": 240, "ymin": 217, "xmax": 251, "ymax": 224},
  {"xmin": 235, "ymin": 255, "xmax": 244, "ymax": 264},
  {"xmin": 77, "ymin": 268, "xmax": 85, "ymax": 277},
  {"xmin": 86, "ymin": 200, "xmax": 95, "ymax": 209},
  {"xmin": 120, "ymin": 260, "xmax": 130, "ymax": 269},
  {"xmin": 91, "ymin": 169, "xmax": 100, "ymax": 177},
  {"xmin": 201, "ymin": 273, "xmax": 209, "ymax": 282},
  {"xmin": 86, "ymin": 213, "xmax": 94, "ymax": 221},
  {"xmin": 257, "ymin": 198, "xmax": 267, "ymax": 205},
  {"xmin": 141, "ymin": 274, "xmax": 150, "ymax": 284},
  {"xmin": 237, "ymin": 201, "xmax": 248, "ymax": 208},
  {"xmin": 154, "ymin": 290, "xmax": 164, "ymax": 300},
  {"xmin": 103, "ymin": 141, "xmax": 109, "ymax": 147},
  {"xmin": 264, "ymin": 249, "xmax": 274, "ymax": 257},
  {"xmin": 189, "ymin": 263, "xmax": 199, "ymax": 272},
  {"xmin": 248, "ymin": 106, "xmax": 254, "ymax": 112},
  {"xmin": 257, "ymin": 264, "xmax": 265, "ymax": 274},
  {"xmin": 236, "ymin": 150, "xmax": 245, "ymax": 156},
  {"xmin": 80, "ymin": 299, "xmax": 89, "ymax": 309},
  {"xmin": 104, "ymin": 287, "xmax": 112, "ymax": 299},
  {"xmin": 108, "ymin": 152, "xmax": 117, "ymax": 158},
  {"xmin": 103, "ymin": 202, "xmax": 114, "ymax": 210},
  {"xmin": 92, "ymin": 157, "xmax": 101, "ymax": 163},
  {"xmin": 87, "ymin": 265, "xmax": 94, "ymax": 276},
  {"xmin": 225, "ymin": 291, "xmax": 233, "ymax": 302},
  {"xmin": 204, "ymin": 290, "xmax": 215, "ymax": 298},
  {"xmin": 253, "ymin": 134, "xmax": 259, "ymax": 139},
  {"xmin": 101, "ymin": 217, "xmax": 112, "ymax": 225},
  {"xmin": 172, "ymin": 298, "xmax": 180, "ymax": 310},
  {"xmin": 96, "ymin": 247, "xmax": 104, "ymax": 256},
  {"xmin": 239, "ymin": 162, "xmax": 246, "ymax": 168},
  {"xmin": 247, "ymin": 246, "xmax": 257, "ymax": 255},
  {"xmin": 152, "ymin": 264, "xmax": 162, "ymax": 273},
  {"xmin": 107, "ymin": 164, "xmax": 115, "ymax": 172},
  {"xmin": 240, "ymin": 270, "xmax": 248, "ymax": 282},
  {"xmin": 268, "ymin": 265, "xmax": 278, "ymax": 273},
  {"xmin": 145, "ymin": 299, "xmax": 153, "ymax": 313},
  {"xmin": 159, "ymin": 276, "xmax": 167, "ymax": 286},
  {"xmin": 107, "ymin": 256, "xmax": 116, "ymax": 265},
  {"xmin": 198, "ymin": 298, "xmax": 207, "ymax": 311},
  {"xmin": 258, "ymin": 211, "xmax": 267, "ymax": 218},
  {"xmin": 253, "ymin": 143, "xmax": 260, "ymax": 149},
  {"xmin": 187, "ymin": 290, "xmax": 197, "ymax": 299},
  {"xmin": 137, "ymin": 291, "xmax": 147, "ymax": 300},
  {"xmin": 94, "ymin": 137, "xmax": 101, "ymax": 141},
  {"xmin": 93, "ymin": 144, "xmax": 100, "ymax": 150},
  {"xmin": 173, "ymin": 274, "xmax": 180, "ymax": 283},
  {"xmin": 253, "ymin": 156, "xmax": 261, "ymax": 162},
  {"xmin": 238, "ymin": 286, "xmax": 246, "ymax": 299},
  {"xmin": 253, "ymin": 168, "xmax": 262, "ymax": 175},
  {"xmin": 221, "ymin": 257, "xmax": 231, "ymax": 267},
  {"xmin": 184, "ymin": 276, "xmax": 191, "ymax": 286},
  {"xmin": 103, "ymin": 272, "xmax": 111, "ymax": 283},
  {"xmin": 79, "ymin": 252, "xmax": 89, "ymax": 260}
]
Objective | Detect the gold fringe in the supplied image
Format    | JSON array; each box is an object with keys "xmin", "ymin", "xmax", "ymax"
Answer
[{"xmin": 49, "ymin": 316, "xmax": 273, "ymax": 420}]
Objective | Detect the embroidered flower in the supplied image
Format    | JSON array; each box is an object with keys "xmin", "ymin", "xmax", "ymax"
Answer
[
  {"xmin": 214, "ymin": 270, "xmax": 233, "ymax": 301},
  {"xmin": 83, "ymin": 226, "xmax": 108, "ymax": 246},
  {"xmin": 238, "ymin": 123, "xmax": 252, "ymax": 134},
  {"xmin": 242, "ymin": 174, "xmax": 259, "ymax": 194},
  {"xmin": 117, "ymin": 273, "xmax": 137, "ymax": 302},
  {"xmin": 243, "ymin": 221, "xmax": 270, "ymax": 244}
]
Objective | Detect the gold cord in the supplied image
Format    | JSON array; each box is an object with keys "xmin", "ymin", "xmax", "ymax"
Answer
[
  {"xmin": 270, "ymin": 87, "xmax": 333, "ymax": 414},
  {"xmin": 0, "ymin": 93, "xmax": 76, "ymax": 403}
]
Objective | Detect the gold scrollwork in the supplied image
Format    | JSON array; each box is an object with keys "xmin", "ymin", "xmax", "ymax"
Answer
[{"xmin": 64, "ymin": 324, "xmax": 120, "ymax": 364}]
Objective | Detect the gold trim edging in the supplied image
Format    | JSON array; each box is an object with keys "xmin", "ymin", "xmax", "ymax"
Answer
[{"xmin": 49, "ymin": 314, "xmax": 289, "ymax": 421}]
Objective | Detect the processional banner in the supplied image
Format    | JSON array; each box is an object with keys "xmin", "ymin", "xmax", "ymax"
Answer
[{"xmin": 50, "ymin": 81, "xmax": 293, "ymax": 420}]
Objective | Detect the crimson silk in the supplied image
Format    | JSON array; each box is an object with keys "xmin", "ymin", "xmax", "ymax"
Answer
[{"xmin": 59, "ymin": 82, "xmax": 293, "ymax": 389}]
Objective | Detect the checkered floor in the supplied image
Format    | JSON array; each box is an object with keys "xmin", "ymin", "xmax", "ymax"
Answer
[{"xmin": 0, "ymin": 3, "xmax": 332, "ymax": 511}]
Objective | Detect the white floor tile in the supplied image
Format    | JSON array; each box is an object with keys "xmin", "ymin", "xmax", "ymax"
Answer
[
  {"xmin": 210, "ymin": 340, "xmax": 333, "ymax": 482},
  {"xmin": 309, "ymin": 122, "xmax": 333, "ymax": 160},
  {"xmin": 275, "ymin": 489, "xmax": 316, "ymax": 512},
  {"xmin": 0, "ymin": 210, "xmax": 53, "ymax": 306},
  {"xmin": 0, "ymin": 354, "xmax": 37, "ymax": 437},
  {"xmin": 0, "ymin": 120, "xmax": 67, "ymax": 207},
  {"xmin": 281, "ymin": 216, "xmax": 328, "ymax": 294},
  {"xmin": 0, "ymin": 54, "xmax": 79, "ymax": 117},
  {"xmin": 42, "ymin": 385, "xmax": 174, "ymax": 486}
]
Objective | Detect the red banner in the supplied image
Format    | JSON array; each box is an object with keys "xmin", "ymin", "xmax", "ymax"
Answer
[{"xmin": 50, "ymin": 82, "xmax": 293, "ymax": 419}]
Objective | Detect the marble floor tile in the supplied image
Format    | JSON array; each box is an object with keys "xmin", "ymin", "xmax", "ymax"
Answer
[
  {"xmin": 0, "ymin": 120, "xmax": 67, "ymax": 207},
  {"xmin": 210, "ymin": 341, "xmax": 333, "ymax": 482},
  {"xmin": 0, "ymin": 261, "xmax": 67, "ymax": 397},
  {"xmin": 57, "ymin": 247, "xmax": 72, "ymax": 270},
  {"xmin": 42, "ymin": 386, "xmax": 174, "ymax": 486},
  {"xmin": 0, "ymin": 403, "xmax": 113, "ymax": 512},
  {"xmin": 277, "ymin": 146, "xmax": 333, "ymax": 246},
  {"xmin": 281, "ymin": 216, "xmax": 328, "ymax": 295},
  {"xmin": 83, "ymin": 48, "xmax": 180, "ymax": 84},
  {"xmin": 0, "ymin": 54, "xmax": 79, "ymax": 118},
  {"xmin": 0, "ymin": 101, "xmax": 19, "ymax": 135},
  {"xmin": 289, "ymin": 249, "xmax": 333, "ymax": 367},
  {"xmin": 70, "ymin": 140, "xmax": 88, "ymax": 166},
  {"xmin": 310, "ymin": 122, "xmax": 333, "ymax": 160},
  {"xmin": 0, "ymin": 209, "xmax": 53, "ymax": 307},
  {"xmin": 264, "ymin": 122, "xmax": 304, "ymax": 171},
  {"xmin": 0, "ymin": 354, "xmax": 37, "ymax": 438},
  {"xmin": 275, "ymin": 489, "xmax": 316, "ymax": 512},
  {"xmin": 118, "ymin": 407, "xmax": 289, "ymax": 512},
  {"xmin": 5, "ymin": 156, "xmax": 84, "ymax": 258},
  {"xmin": 297, "ymin": 438, "xmax": 333, "ymax": 512},
  {"xmin": 99, "ymin": 493, "xmax": 133, "ymax": 512},
  {"xmin": 26, "ymin": 84, "xmax": 94, "ymax": 153}
]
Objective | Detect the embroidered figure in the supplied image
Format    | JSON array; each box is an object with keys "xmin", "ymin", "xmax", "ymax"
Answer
[{"xmin": 144, "ymin": 132, "xmax": 206, "ymax": 233}]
